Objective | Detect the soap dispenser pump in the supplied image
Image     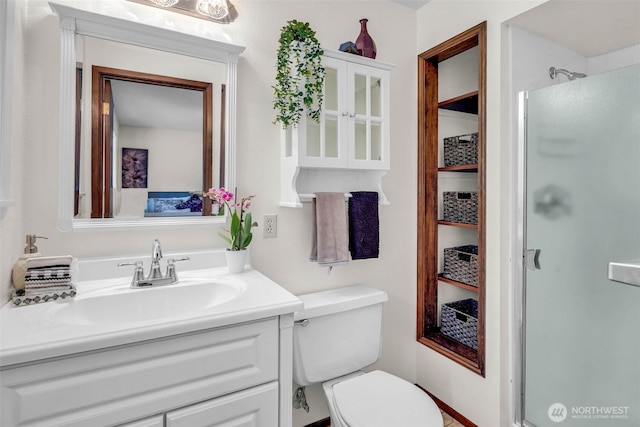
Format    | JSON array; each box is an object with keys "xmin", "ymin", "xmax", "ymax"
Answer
[{"xmin": 24, "ymin": 234, "xmax": 47, "ymax": 254}]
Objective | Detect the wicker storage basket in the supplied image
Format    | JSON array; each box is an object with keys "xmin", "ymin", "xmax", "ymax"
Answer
[
  {"xmin": 443, "ymin": 191, "xmax": 478, "ymax": 224},
  {"xmin": 444, "ymin": 132, "xmax": 478, "ymax": 167},
  {"xmin": 442, "ymin": 245, "xmax": 478, "ymax": 287},
  {"xmin": 441, "ymin": 298, "xmax": 478, "ymax": 349}
]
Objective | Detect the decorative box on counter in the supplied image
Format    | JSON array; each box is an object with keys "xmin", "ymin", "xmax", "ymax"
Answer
[
  {"xmin": 442, "ymin": 244, "xmax": 478, "ymax": 287},
  {"xmin": 11, "ymin": 285, "xmax": 76, "ymax": 307},
  {"xmin": 443, "ymin": 191, "xmax": 478, "ymax": 224},
  {"xmin": 443, "ymin": 132, "xmax": 478, "ymax": 167},
  {"xmin": 441, "ymin": 298, "xmax": 478, "ymax": 349}
]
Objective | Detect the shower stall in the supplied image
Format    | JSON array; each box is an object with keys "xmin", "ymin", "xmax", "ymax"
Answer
[{"xmin": 518, "ymin": 63, "xmax": 640, "ymax": 426}]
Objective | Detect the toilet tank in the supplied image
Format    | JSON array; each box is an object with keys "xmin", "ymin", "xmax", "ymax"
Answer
[{"xmin": 292, "ymin": 285, "xmax": 388, "ymax": 386}]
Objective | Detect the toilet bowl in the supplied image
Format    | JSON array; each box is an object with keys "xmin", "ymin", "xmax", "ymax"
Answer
[
  {"xmin": 292, "ymin": 285, "xmax": 444, "ymax": 427},
  {"xmin": 323, "ymin": 370, "xmax": 443, "ymax": 427}
]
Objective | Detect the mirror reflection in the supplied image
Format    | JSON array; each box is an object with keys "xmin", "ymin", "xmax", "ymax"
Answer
[{"xmin": 75, "ymin": 35, "xmax": 228, "ymax": 220}]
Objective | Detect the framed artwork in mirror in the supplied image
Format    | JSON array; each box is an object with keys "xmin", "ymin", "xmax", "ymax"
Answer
[{"xmin": 121, "ymin": 148, "xmax": 149, "ymax": 189}]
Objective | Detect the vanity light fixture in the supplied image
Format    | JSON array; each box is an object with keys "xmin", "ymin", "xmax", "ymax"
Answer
[
  {"xmin": 197, "ymin": 0, "xmax": 230, "ymax": 20},
  {"xmin": 130, "ymin": 0, "xmax": 238, "ymax": 24},
  {"xmin": 149, "ymin": 0, "xmax": 179, "ymax": 7}
]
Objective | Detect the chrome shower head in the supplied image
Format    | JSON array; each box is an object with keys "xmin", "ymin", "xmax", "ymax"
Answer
[{"xmin": 549, "ymin": 66, "xmax": 587, "ymax": 81}]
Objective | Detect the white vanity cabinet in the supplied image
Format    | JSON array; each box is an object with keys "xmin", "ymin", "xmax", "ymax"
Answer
[
  {"xmin": 165, "ymin": 382, "xmax": 278, "ymax": 426},
  {"xmin": 1, "ymin": 317, "xmax": 290, "ymax": 427},
  {"xmin": 280, "ymin": 49, "xmax": 394, "ymax": 207}
]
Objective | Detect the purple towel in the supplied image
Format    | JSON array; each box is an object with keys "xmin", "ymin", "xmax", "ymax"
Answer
[{"xmin": 348, "ymin": 191, "xmax": 379, "ymax": 259}]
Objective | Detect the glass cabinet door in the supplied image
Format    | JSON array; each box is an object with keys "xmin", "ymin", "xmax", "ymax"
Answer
[
  {"xmin": 348, "ymin": 63, "xmax": 388, "ymax": 169},
  {"xmin": 300, "ymin": 57, "xmax": 347, "ymax": 168}
]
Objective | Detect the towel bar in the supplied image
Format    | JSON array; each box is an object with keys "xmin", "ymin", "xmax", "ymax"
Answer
[{"xmin": 299, "ymin": 193, "xmax": 353, "ymax": 203}]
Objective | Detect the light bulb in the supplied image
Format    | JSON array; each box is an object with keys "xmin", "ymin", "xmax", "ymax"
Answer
[
  {"xmin": 196, "ymin": 0, "xmax": 229, "ymax": 20},
  {"xmin": 149, "ymin": 0, "xmax": 179, "ymax": 7}
]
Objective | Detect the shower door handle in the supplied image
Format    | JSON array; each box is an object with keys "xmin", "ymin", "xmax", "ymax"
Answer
[
  {"xmin": 608, "ymin": 262, "xmax": 640, "ymax": 287},
  {"xmin": 526, "ymin": 249, "xmax": 541, "ymax": 270}
]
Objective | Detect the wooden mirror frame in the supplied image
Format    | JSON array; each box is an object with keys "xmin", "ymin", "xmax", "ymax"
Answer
[{"xmin": 90, "ymin": 66, "xmax": 213, "ymax": 218}]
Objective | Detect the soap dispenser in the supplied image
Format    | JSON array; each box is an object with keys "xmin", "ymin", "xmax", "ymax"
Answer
[{"xmin": 12, "ymin": 235, "xmax": 47, "ymax": 290}]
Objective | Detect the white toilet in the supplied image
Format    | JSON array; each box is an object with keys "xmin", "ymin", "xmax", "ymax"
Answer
[{"xmin": 292, "ymin": 285, "xmax": 444, "ymax": 427}]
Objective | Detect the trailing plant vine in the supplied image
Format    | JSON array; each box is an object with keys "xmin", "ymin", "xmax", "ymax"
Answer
[{"xmin": 273, "ymin": 20, "xmax": 325, "ymax": 129}]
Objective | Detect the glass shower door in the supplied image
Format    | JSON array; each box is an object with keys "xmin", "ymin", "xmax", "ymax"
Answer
[{"xmin": 523, "ymin": 64, "xmax": 640, "ymax": 426}]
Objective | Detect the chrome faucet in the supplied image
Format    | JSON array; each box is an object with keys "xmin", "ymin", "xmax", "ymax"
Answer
[{"xmin": 118, "ymin": 239, "xmax": 189, "ymax": 288}]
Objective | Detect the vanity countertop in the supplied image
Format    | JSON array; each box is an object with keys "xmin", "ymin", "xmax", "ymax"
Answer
[{"xmin": 0, "ymin": 267, "xmax": 302, "ymax": 368}]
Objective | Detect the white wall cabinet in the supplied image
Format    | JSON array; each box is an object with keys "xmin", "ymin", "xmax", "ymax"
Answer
[
  {"xmin": 280, "ymin": 49, "xmax": 394, "ymax": 207},
  {"xmin": 1, "ymin": 317, "xmax": 293, "ymax": 427}
]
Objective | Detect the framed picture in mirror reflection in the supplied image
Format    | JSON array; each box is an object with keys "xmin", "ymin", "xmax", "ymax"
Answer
[{"xmin": 121, "ymin": 148, "xmax": 149, "ymax": 188}]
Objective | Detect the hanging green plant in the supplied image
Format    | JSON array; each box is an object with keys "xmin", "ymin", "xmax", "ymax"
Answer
[{"xmin": 273, "ymin": 20, "xmax": 325, "ymax": 129}]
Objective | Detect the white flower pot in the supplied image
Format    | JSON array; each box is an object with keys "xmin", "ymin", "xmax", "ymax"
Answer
[{"xmin": 225, "ymin": 249, "xmax": 247, "ymax": 274}]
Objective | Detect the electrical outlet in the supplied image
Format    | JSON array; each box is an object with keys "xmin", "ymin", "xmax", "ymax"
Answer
[{"xmin": 263, "ymin": 214, "xmax": 277, "ymax": 238}]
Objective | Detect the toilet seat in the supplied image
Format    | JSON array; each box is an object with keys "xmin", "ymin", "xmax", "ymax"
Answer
[{"xmin": 327, "ymin": 370, "xmax": 443, "ymax": 427}]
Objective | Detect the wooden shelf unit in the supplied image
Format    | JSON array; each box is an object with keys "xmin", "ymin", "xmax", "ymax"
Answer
[{"xmin": 417, "ymin": 22, "xmax": 487, "ymax": 376}]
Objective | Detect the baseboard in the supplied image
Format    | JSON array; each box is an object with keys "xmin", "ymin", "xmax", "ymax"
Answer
[
  {"xmin": 416, "ymin": 384, "xmax": 478, "ymax": 427},
  {"xmin": 304, "ymin": 417, "xmax": 331, "ymax": 427}
]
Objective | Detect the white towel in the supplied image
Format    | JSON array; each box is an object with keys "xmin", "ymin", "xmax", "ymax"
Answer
[{"xmin": 25, "ymin": 255, "xmax": 73, "ymax": 269}]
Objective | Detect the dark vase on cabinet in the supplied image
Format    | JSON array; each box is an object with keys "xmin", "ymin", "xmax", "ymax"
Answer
[{"xmin": 355, "ymin": 18, "xmax": 377, "ymax": 59}]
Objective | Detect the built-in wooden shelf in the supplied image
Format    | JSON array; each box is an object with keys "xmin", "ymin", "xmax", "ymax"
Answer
[
  {"xmin": 419, "ymin": 331, "xmax": 480, "ymax": 375},
  {"xmin": 417, "ymin": 22, "xmax": 486, "ymax": 377},
  {"xmin": 438, "ymin": 220, "xmax": 478, "ymax": 229},
  {"xmin": 439, "ymin": 91, "xmax": 479, "ymax": 115},
  {"xmin": 438, "ymin": 165, "xmax": 478, "ymax": 172},
  {"xmin": 437, "ymin": 275, "xmax": 479, "ymax": 292}
]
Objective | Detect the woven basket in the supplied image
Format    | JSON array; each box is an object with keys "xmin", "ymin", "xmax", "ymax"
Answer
[
  {"xmin": 442, "ymin": 245, "xmax": 478, "ymax": 287},
  {"xmin": 441, "ymin": 298, "xmax": 478, "ymax": 349},
  {"xmin": 444, "ymin": 132, "xmax": 478, "ymax": 167},
  {"xmin": 443, "ymin": 191, "xmax": 478, "ymax": 224}
]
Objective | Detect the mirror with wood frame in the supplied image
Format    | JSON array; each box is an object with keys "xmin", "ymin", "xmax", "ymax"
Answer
[{"xmin": 81, "ymin": 65, "xmax": 223, "ymax": 219}]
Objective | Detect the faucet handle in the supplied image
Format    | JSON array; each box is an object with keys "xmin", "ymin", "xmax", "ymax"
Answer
[
  {"xmin": 118, "ymin": 261, "xmax": 145, "ymax": 286},
  {"xmin": 118, "ymin": 261, "xmax": 144, "ymax": 269},
  {"xmin": 165, "ymin": 257, "xmax": 190, "ymax": 280}
]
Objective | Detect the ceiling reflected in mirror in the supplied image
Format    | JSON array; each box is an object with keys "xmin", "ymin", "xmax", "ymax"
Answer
[{"xmin": 130, "ymin": 0, "xmax": 238, "ymax": 24}]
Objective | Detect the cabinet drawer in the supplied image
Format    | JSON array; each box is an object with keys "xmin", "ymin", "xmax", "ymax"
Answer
[
  {"xmin": 1, "ymin": 319, "xmax": 278, "ymax": 427},
  {"xmin": 117, "ymin": 415, "xmax": 164, "ymax": 427},
  {"xmin": 166, "ymin": 381, "xmax": 278, "ymax": 427}
]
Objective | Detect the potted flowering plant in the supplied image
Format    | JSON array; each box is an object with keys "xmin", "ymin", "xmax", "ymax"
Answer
[{"xmin": 201, "ymin": 187, "xmax": 258, "ymax": 251}]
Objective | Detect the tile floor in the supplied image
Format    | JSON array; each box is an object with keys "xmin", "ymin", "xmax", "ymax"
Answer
[{"xmin": 441, "ymin": 409, "xmax": 465, "ymax": 427}]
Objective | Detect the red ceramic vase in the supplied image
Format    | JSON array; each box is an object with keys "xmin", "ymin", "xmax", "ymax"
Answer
[{"xmin": 355, "ymin": 18, "xmax": 377, "ymax": 59}]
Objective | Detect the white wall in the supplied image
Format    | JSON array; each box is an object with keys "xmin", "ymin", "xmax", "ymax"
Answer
[{"xmin": 0, "ymin": 0, "xmax": 26, "ymax": 305}]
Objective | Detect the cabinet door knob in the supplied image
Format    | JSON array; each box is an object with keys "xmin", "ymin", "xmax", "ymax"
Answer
[
  {"xmin": 341, "ymin": 111, "xmax": 349, "ymax": 116},
  {"xmin": 349, "ymin": 112, "xmax": 356, "ymax": 118}
]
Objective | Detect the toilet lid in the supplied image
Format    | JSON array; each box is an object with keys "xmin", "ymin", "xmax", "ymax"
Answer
[{"xmin": 332, "ymin": 370, "xmax": 443, "ymax": 427}]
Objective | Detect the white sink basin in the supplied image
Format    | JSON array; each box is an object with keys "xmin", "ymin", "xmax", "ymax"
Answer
[{"xmin": 44, "ymin": 277, "xmax": 246, "ymax": 325}]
